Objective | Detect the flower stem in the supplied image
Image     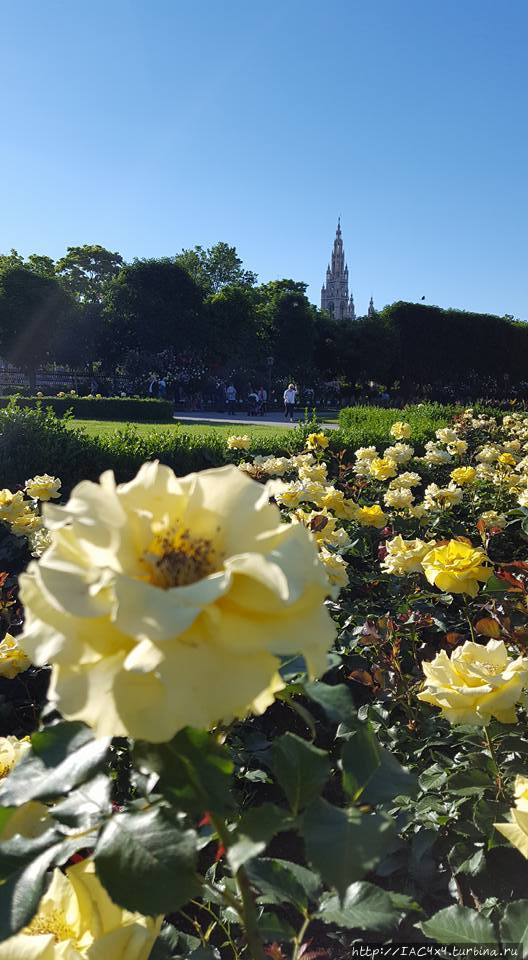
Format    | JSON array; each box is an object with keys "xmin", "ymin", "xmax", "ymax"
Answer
[
  {"xmin": 210, "ymin": 814, "xmax": 265, "ymax": 960},
  {"xmin": 483, "ymin": 725, "xmax": 505, "ymax": 799}
]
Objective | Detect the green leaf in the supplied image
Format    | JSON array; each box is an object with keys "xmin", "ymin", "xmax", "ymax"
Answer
[
  {"xmin": 360, "ymin": 748, "xmax": 417, "ymax": 805},
  {"xmin": 0, "ymin": 722, "xmax": 110, "ymax": 805},
  {"xmin": 341, "ymin": 725, "xmax": 381, "ymax": 800},
  {"xmin": 257, "ymin": 911, "xmax": 296, "ymax": 942},
  {"xmin": 247, "ymin": 857, "xmax": 321, "ymax": 910},
  {"xmin": 228, "ymin": 804, "xmax": 290, "ymax": 873},
  {"xmin": 134, "ymin": 727, "xmax": 234, "ymax": 815},
  {"xmin": 317, "ymin": 881, "xmax": 402, "ymax": 933},
  {"xmin": 0, "ymin": 829, "xmax": 91, "ymax": 938},
  {"xmin": 304, "ymin": 682, "xmax": 357, "ymax": 727},
  {"xmin": 500, "ymin": 900, "xmax": 528, "ymax": 952},
  {"xmin": 95, "ymin": 807, "xmax": 200, "ymax": 915},
  {"xmin": 448, "ymin": 769, "xmax": 492, "ymax": 796},
  {"xmin": 270, "ymin": 733, "xmax": 330, "ymax": 814},
  {"xmin": 417, "ymin": 905, "xmax": 498, "ymax": 944},
  {"xmin": 51, "ymin": 774, "xmax": 112, "ymax": 828},
  {"xmin": 302, "ymin": 798, "xmax": 395, "ymax": 899}
]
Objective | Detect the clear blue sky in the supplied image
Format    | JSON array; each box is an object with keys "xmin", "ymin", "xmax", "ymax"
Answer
[{"xmin": 1, "ymin": 0, "xmax": 527, "ymax": 319}]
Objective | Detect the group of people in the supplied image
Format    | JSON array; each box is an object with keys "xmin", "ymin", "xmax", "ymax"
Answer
[{"xmin": 224, "ymin": 384, "xmax": 268, "ymax": 416}]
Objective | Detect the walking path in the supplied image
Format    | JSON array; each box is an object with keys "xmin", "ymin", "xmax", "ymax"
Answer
[{"xmin": 173, "ymin": 410, "xmax": 338, "ymax": 430}]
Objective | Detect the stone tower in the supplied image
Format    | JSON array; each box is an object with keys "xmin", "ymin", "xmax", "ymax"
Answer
[{"xmin": 321, "ymin": 219, "xmax": 355, "ymax": 320}]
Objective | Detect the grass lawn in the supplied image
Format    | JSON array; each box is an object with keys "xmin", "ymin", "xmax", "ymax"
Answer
[{"xmin": 70, "ymin": 419, "xmax": 291, "ymax": 440}]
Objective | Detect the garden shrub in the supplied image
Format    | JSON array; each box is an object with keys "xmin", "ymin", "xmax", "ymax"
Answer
[
  {"xmin": 338, "ymin": 402, "xmax": 456, "ymax": 443},
  {"xmin": 0, "ymin": 395, "xmax": 173, "ymax": 422}
]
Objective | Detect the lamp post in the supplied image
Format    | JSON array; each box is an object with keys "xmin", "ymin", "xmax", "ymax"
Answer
[{"xmin": 266, "ymin": 356, "xmax": 274, "ymax": 409}]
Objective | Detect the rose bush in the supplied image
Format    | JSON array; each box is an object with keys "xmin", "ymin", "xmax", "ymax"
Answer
[{"xmin": 2, "ymin": 407, "xmax": 528, "ymax": 955}]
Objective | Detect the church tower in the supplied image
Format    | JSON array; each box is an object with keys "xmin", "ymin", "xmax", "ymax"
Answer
[{"xmin": 321, "ymin": 219, "xmax": 355, "ymax": 320}]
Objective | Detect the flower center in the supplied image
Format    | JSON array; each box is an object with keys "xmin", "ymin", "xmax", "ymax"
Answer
[
  {"xmin": 26, "ymin": 909, "xmax": 78, "ymax": 944},
  {"xmin": 141, "ymin": 524, "xmax": 219, "ymax": 589}
]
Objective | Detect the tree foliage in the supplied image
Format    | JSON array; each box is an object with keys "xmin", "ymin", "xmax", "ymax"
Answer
[{"xmin": 175, "ymin": 242, "xmax": 257, "ymax": 295}]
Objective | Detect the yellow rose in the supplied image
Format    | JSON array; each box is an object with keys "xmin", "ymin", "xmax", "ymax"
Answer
[
  {"xmin": 418, "ymin": 639, "xmax": 528, "ymax": 725},
  {"xmin": 447, "ymin": 439, "xmax": 469, "ymax": 456},
  {"xmin": 0, "ymin": 736, "xmax": 49, "ymax": 843},
  {"xmin": 25, "ymin": 474, "xmax": 62, "ymax": 501},
  {"xmin": 384, "ymin": 443, "xmax": 414, "ymax": 465},
  {"xmin": 494, "ymin": 778, "xmax": 528, "ymax": 859},
  {"xmin": 369, "ymin": 457, "xmax": 398, "ymax": 481},
  {"xmin": 479, "ymin": 510, "xmax": 507, "ymax": 530},
  {"xmin": 355, "ymin": 446, "xmax": 378, "ymax": 461},
  {"xmin": 319, "ymin": 547, "xmax": 349, "ymax": 594},
  {"xmin": 10, "ymin": 510, "xmax": 42, "ymax": 537},
  {"xmin": 253, "ymin": 456, "xmax": 292, "ymax": 477},
  {"xmin": 226, "ymin": 435, "xmax": 251, "ymax": 450},
  {"xmin": 0, "ymin": 858, "xmax": 162, "ymax": 959},
  {"xmin": 0, "ymin": 736, "xmax": 31, "ymax": 779},
  {"xmin": 390, "ymin": 421, "xmax": 411, "ymax": 440},
  {"xmin": 36, "ymin": 391, "xmax": 43, "ymax": 399},
  {"xmin": 298, "ymin": 462, "xmax": 328, "ymax": 483},
  {"xmin": 436, "ymin": 427, "xmax": 459, "ymax": 444},
  {"xmin": 381, "ymin": 535, "xmax": 436, "ymax": 575},
  {"xmin": 0, "ymin": 489, "xmax": 27, "ymax": 524},
  {"xmin": 95, "ymin": 393, "xmax": 102, "ymax": 399},
  {"xmin": 306, "ymin": 432, "xmax": 329, "ymax": 450},
  {"xmin": 383, "ymin": 487, "xmax": 414, "ymax": 510},
  {"xmin": 421, "ymin": 540, "xmax": 492, "ymax": 596},
  {"xmin": 56, "ymin": 392, "xmax": 65, "ymax": 398},
  {"xmin": 319, "ymin": 487, "xmax": 357, "ymax": 520},
  {"xmin": 0, "ymin": 633, "xmax": 31, "ymax": 679},
  {"xmin": 450, "ymin": 466, "xmax": 476, "ymax": 486},
  {"xmin": 69, "ymin": 390, "xmax": 77, "ymax": 397},
  {"xmin": 498, "ymin": 452, "xmax": 516, "ymax": 467},
  {"xmin": 20, "ymin": 463, "xmax": 335, "ymax": 741},
  {"xmin": 355, "ymin": 504, "xmax": 387, "ymax": 528}
]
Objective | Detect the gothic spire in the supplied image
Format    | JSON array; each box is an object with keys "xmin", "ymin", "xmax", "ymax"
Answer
[{"xmin": 321, "ymin": 219, "xmax": 355, "ymax": 321}]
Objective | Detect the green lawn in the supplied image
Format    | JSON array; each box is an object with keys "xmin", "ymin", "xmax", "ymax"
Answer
[{"xmin": 70, "ymin": 419, "xmax": 290, "ymax": 440}]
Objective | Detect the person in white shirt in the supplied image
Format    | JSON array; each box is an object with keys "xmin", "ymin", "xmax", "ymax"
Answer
[
  {"xmin": 283, "ymin": 383, "xmax": 297, "ymax": 422},
  {"xmin": 225, "ymin": 383, "xmax": 237, "ymax": 415}
]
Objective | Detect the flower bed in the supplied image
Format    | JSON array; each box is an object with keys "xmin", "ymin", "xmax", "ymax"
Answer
[{"xmin": 1, "ymin": 408, "xmax": 528, "ymax": 954}]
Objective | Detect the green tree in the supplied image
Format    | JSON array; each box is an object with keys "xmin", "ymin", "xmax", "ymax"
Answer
[
  {"xmin": 256, "ymin": 279, "xmax": 317, "ymax": 382},
  {"xmin": 0, "ymin": 267, "xmax": 77, "ymax": 391},
  {"xmin": 0, "ymin": 251, "xmax": 56, "ymax": 279},
  {"xmin": 175, "ymin": 242, "xmax": 257, "ymax": 295},
  {"xmin": 56, "ymin": 244, "xmax": 124, "ymax": 302},
  {"xmin": 206, "ymin": 285, "xmax": 262, "ymax": 369},
  {"xmin": 101, "ymin": 259, "xmax": 205, "ymax": 367}
]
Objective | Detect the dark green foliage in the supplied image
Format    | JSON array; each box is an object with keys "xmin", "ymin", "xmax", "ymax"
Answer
[{"xmin": 0, "ymin": 396, "xmax": 173, "ymax": 422}]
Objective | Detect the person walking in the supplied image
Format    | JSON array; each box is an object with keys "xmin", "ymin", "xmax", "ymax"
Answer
[
  {"xmin": 283, "ymin": 382, "xmax": 297, "ymax": 422},
  {"xmin": 257, "ymin": 385, "xmax": 267, "ymax": 415},
  {"xmin": 226, "ymin": 383, "xmax": 237, "ymax": 415}
]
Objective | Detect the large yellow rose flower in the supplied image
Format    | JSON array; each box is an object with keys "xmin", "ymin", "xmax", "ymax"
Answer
[
  {"xmin": 0, "ymin": 858, "xmax": 162, "ymax": 959},
  {"xmin": 418, "ymin": 639, "xmax": 528, "ymax": 725},
  {"xmin": 421, "ymin": 540, "xmax": 492, "ymax": 596},
  {"xmin": 20, "ymin": 463, "xmax": 335, "ymax": 742},
  {"xmin": 0, "ymin": 490, "xmax": 27, "ymax": 524}
]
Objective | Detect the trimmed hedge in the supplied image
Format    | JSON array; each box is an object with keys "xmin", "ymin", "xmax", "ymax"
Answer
[
  {"xmin": 0, "ymin": 396, "xmax": 173, "ymax": 422},
  {"xmin": 338, "ymin": 403, "xmax": 454, "ymax": 445},
  {"xmin": 0, "ymin": 401, "xmax": 483, "ymax": 493}
]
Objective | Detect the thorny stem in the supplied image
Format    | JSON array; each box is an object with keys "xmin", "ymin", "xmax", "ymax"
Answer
[
  {"xmin": 210, "ymin": 814, "xmax": 265, "ymax": 960},
  {"xmin": 483, "ymin": 725, "xmax": 505, "ymax": 799}
]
